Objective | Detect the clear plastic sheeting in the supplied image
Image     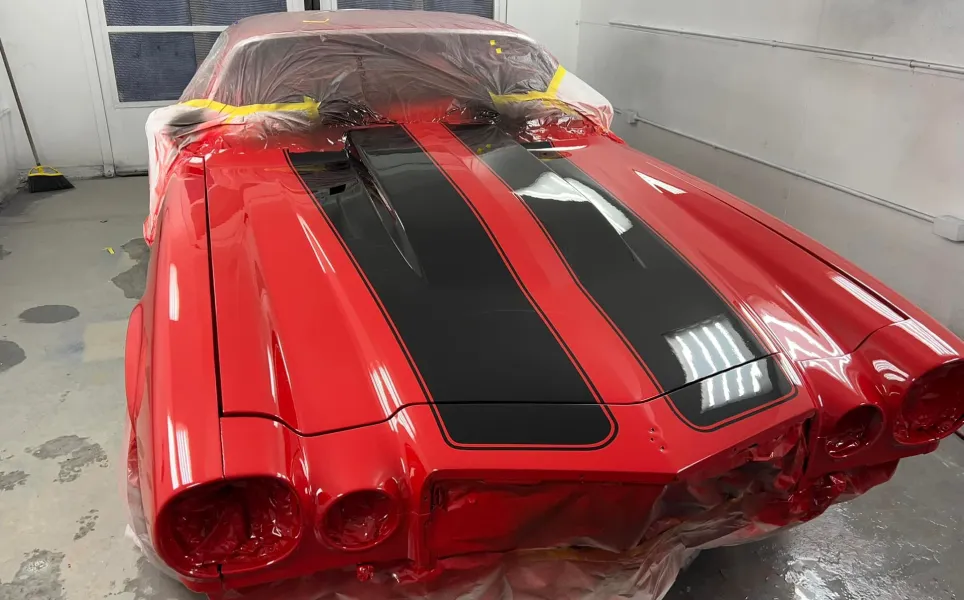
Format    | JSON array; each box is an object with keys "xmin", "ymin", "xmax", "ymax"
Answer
[
  {"xmin": 144, "ymin": 10, "xmax": 613, "ymax": 242},
  {"xmin": 126, "ymin": 420, "xmax": 898, "ymax": 599},
  {"xmin": 219, "ymin": 548, "xmax": 703, "ymax": 600}
]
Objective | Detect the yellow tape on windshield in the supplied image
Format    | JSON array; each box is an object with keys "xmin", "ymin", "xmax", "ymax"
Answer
[
  {"xmin": 490, "ymin": 66, "xmax": 570, "ymax": 109},
  {"xmin": 180, "ymin": 97, "xmax": 320, "ymax": 122}
]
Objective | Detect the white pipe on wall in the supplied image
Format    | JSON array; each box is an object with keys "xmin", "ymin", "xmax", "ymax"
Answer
[
  {"xmin": 577, "ymin": 4, "xmax": 964, "ymax": 220},
  {"xmin": 617, "ymin": 108, "xmax": 935, "ymax": 223},
  {"xmin": 609, "ymin": 20, "xmax": 964, "ymax": 79}
]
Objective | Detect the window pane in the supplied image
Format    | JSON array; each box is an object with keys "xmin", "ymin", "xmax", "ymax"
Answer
[
  {"xmin": 336, "ymin": 0, "xmax": 494, "ymax": 16},
  {"xmin": 424, "ymin": 0, "xmax": 493, "ymax": 17},
  {"xmin": 109, "ymin": 32, "xmax": 220, "ymax": 102},
  {"xmin": 336, "ymin": 0, "xmax": 418, "ymax": 9},
  {"xmin": 104, "ymin": 0, "xmax": 286, "ymax": 27}
]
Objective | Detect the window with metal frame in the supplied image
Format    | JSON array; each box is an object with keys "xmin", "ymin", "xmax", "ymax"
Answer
[
  {"xmin": 334, "ymin": 0, "xmax": 494, "ymax": 18},
  {"xmin": 103, "ymin": 0, "xmax": 288, "ymax": 103}
]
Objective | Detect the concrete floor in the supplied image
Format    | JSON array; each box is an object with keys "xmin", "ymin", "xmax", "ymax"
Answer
[{"xmin": 0, "ymin": 177, "xmax": 962, "ymax": 600}]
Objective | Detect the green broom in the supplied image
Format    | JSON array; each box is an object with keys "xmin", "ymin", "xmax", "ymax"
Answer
[{"xmin": 1, "ymin": 38, "xmax": 73, "ymax": 192}]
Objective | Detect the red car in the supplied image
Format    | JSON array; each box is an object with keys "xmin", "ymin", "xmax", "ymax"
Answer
[{"xmin": 125, "ymin": 10, "xmax": 964, "ymax": 599}]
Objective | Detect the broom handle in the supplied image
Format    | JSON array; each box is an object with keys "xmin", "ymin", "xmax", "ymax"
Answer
[{"xmin": 0, "ymin": 37, "xmax": 41, "ymax": 166}]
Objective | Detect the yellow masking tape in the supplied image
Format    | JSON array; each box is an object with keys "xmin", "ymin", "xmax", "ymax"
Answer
[
  {"xmin": 489, "ymin": 66, "xmax": 569, "ymax": 108},
  {"xmin": 180, "ymin": 97, "xmax": 320, "ymax": 122},
  {"xmin": 546, "ymin": 65, "xmax": 567, "ymax": 96}
]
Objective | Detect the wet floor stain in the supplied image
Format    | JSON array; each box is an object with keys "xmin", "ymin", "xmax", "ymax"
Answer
[
  {"xmin": 18, "ymin": 305, "xmax": 80, "ymax": 324},
  {"xmin": 0, "ymin": 549, "xmax": 66, "ymax": 600},
  {"xmin": 120, "ymin": 555, "xmax": 206, "ymax": 600},
  {"xmin": 667, "ymin": 474, "xmax": 962, "ymax": 600},
  {"xmin": 26, "ymin": 435, "xmax": 108, "ymax": 483},
  {"xmin": 56, "ymin": 340, "xmax": 85, "ymax": 358},
  {"xmin": 74, "ymin": 509, "xmax": 99, "ymax": 541},
  {"xmin": 111, "ymin": 238, "xmax": 150, "ymax": 299},
  {"xmin": 0, "ymin": 470, "xmax": 29, "ymax": 492},
  {"xmin": 0, "ymin": 340, "xmax": 26, "ymax": 374},
  {"xmin": 0, "ymin": 244, "xmax": 10, "ymax": 259}
]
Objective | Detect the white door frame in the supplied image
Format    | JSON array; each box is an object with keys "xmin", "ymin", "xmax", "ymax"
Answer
[
  {"xmin": 75, "ymin": 0, "xmax": 116, "ymax": 177},
  {"xmin": 495, "ymin": 0, "xmax": 507, "ymax": 22}
]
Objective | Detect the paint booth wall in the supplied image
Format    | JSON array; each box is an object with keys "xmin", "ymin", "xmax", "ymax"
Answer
[
  {"xmin": 0, "ymin": 105, "xmax": 16, "ymax": 200},
  {"xmin": 0, "ymin": 65, "xmax": 17, "ymax": 200},
  {"xmin": 0, "ymin": 0, "xmax": 107, "ymax": 177},
  {"xmin": 506, "ymin": 0, "xmax": 581, "ymax": 72},
  {"xmin": 577, "ymin": 0, "xmax": 964, "ymax": 219}
]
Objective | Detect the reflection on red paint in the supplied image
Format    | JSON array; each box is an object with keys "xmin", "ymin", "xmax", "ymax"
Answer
[{"xmin": 872, "ymin": 359, "xmax": 909, "ymax": 383}]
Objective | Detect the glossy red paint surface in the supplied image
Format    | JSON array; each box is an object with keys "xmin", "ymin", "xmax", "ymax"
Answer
[
  {"xmin": 125, "ymin": 157, "xmax": 224, "ymax": 563},
  {"xmin": 209, "ymin": 395, "xmax": 816, "ymax": 591},
  {"xmin": 205, "ymin": 149, "xmax": 432, "ymax": 434},
  {"xmin": 199, "ymin": 125, "xmax": 930, "ymax": 436},
  {"xmin": 561, "ymin": 135, "xmax": 905, "ymax": 362},
  {"xmin": 129, "ymin": 125, "xmax": 964, "ymax": 596}
]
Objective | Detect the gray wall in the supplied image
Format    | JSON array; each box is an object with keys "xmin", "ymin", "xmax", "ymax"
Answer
[
  {"xmin": 0, "ymin": 105, "xmax": 16, "ymax": 201},
  {"xmin": 577, "ymin": 0, "xmax": 964, "ymax": 219},
  {"xmin": 507, "ymin": 0, "xmax": 581, "ymax": 71}
]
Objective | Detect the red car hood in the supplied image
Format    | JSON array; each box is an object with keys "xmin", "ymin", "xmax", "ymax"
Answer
[{"xmin": 203, "ymin": 123, "xmax": 902, "ymax": 436}]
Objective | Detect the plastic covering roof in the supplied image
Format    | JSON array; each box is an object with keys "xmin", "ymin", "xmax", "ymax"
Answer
[{"xmin": 145, "ymin": 10, "xmax": 613, "ymax": 242}]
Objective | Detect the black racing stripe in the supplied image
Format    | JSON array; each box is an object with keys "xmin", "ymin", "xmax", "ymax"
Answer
[
  {"xmin": 450, "ymin": 125, "xmax": 780, "ymax": 428},
  {"xmin": 287, "ymin": 126, "xmax": 614, "ymax": 448},
  {"xmin": 666, "ymin": 356, "xmax": 794, "ymax": 430}
]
